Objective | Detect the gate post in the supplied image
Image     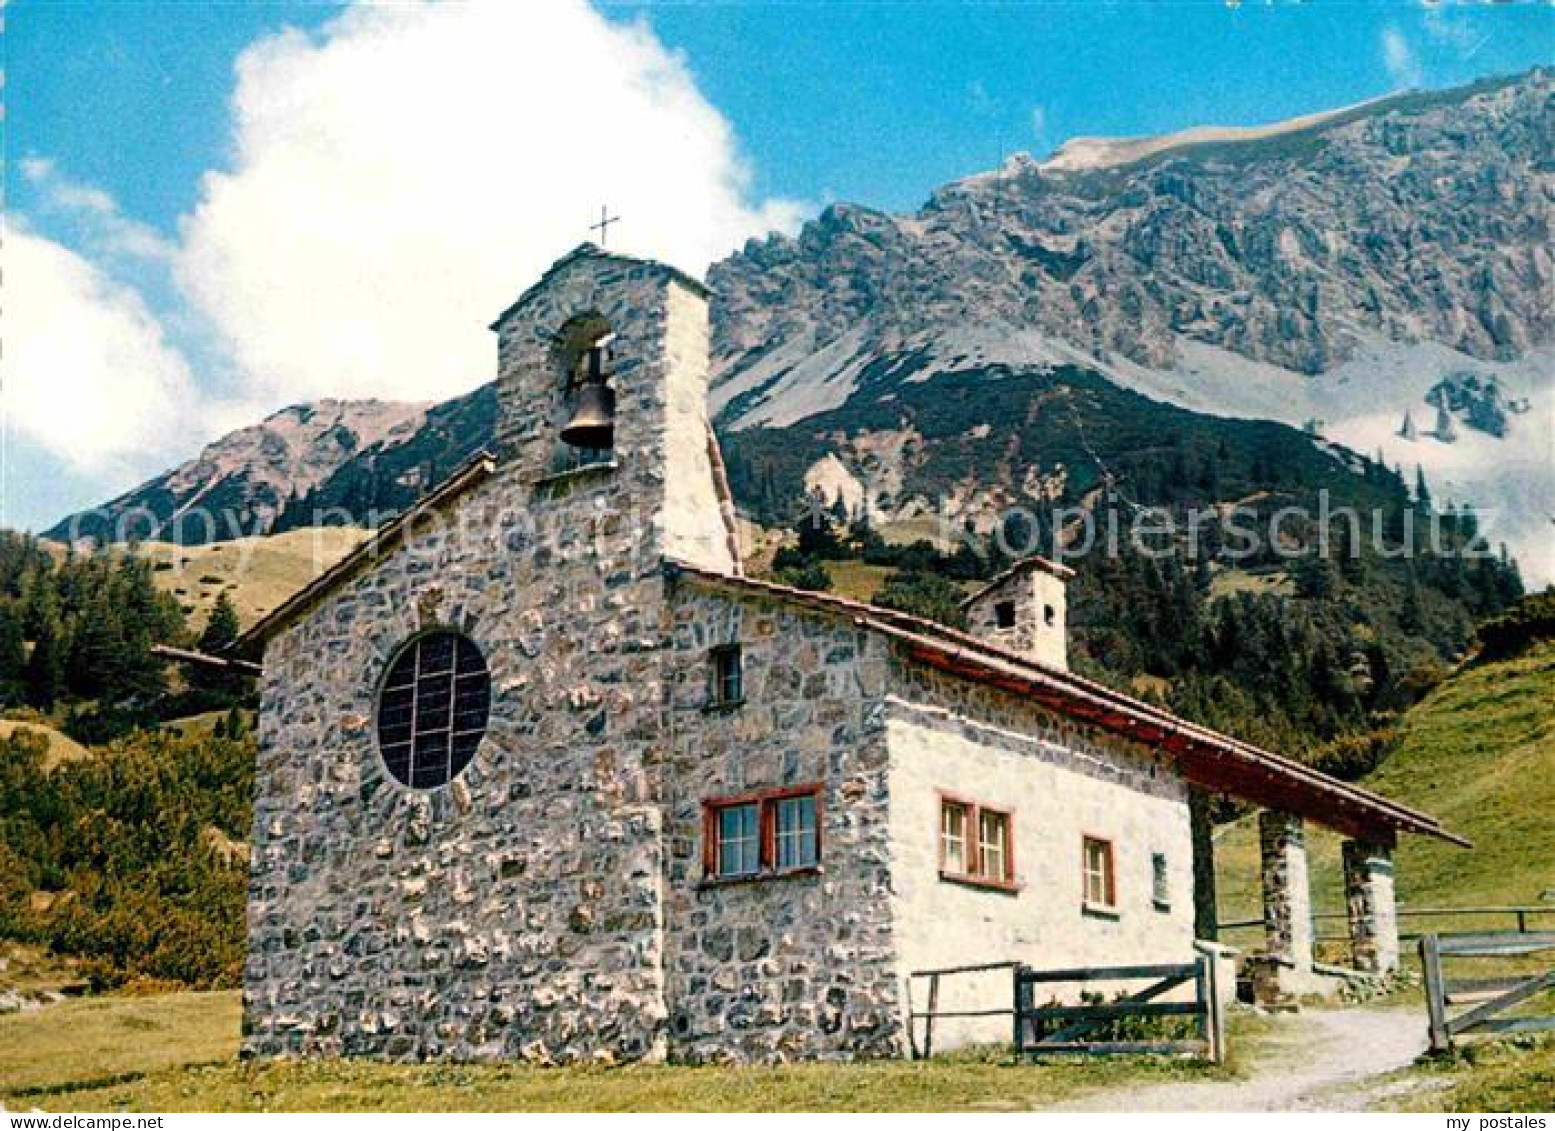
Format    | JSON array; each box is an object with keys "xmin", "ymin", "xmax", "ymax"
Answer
[
  {"xmin": 1011, "ymin": 964, "xmax": 1023, "ymax": 1055},
  {"xmin": 1259, "ymin": 810, "xmax": 1315, "ymax": 972},
  {"xmin": 1421, "ymin": 934, "xmax": 1450, "ymax": 1055}
]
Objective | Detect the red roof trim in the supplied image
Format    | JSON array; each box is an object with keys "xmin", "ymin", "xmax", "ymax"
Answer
[{"xmin": 666, "ymin": 560, "xmax": 1466, "ymax": 846}]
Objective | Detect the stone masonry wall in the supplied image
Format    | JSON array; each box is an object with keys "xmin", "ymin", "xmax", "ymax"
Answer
[
  {"xmin": 1258, "ymin": 810, "xmax": 1315, "ymax": 971},
  {"xmin": 244, "ymin": 469, "xmax": 671, "ymax": 1063},
  {"xmin": 885, "ymin": 662, "xmax": 1195, "ymax": 1049},
  {"xmin": 245, "ymin": 252, "xmax": 728, "ymax": 1064},
  {"xmin": 660, "ymin": 582, "xmax": 904, "ymax": 1061},
  {"xmin": 1343, "ymin": 838, "xmax": 1400, "ymax": 975}
]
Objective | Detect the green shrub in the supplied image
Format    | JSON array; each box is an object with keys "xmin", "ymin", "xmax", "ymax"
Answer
[
  {"xmin": 1476, "ymin": 589, "xmax": 1555, "ymax": 661},
  {"xmin": 0, "ymin": 727, "xmax": 254, "ymax": 989}
]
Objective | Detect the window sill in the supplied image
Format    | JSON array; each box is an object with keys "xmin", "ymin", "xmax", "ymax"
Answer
[
  {"xmin": 533, "ymin": 461, "xmax": 617, "ymax": 493},
  {"xmin": 698, "ymin": 865, "xmax": 823, "ymax": 890},
  {"xmin": 938, "ymin": 870, "xmax": 1021, "ymax": 896},
  {"xmin": 1082, "ymin": 901, "xmax": 1121, "ymax": 921},
  {"xmin": 701, "ymin": 698, "xmax": 746, "ymax": 715}
]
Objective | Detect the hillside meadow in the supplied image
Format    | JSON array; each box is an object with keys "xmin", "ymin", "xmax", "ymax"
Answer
[
  {"xmin": 0, "ymin": 990, "xmax": 1244, "ymax": 1112},
  {"xmin": 1212, "ymin": 639, "xmax": 1555, "ymax": 945}
]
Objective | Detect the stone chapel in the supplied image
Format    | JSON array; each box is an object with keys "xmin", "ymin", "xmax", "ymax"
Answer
[{"xmin": 236, "ymin": 244, "xmax": 1463, "ymax": 1063}]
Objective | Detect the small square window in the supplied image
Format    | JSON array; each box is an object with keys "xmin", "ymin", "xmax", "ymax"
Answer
[
  {"xmin": 1151, "ymin": 852, "xmax": 1170, "ymax": 911},
  {"xmin": 710, "ymin": 645, "xmax": 743, "ymax": 707},
  {"xmin": 994, "ymin": 600, "xmax": 1017, "ymax": 629},
  {"xmin": 1083, "ymin": 836, "xmax": 1117, "ymax": 909},
  {"xmin": 704, "ymin": 787, "xmax": 821, "ymax": 881},
  {"xmin": 939, "ymin": 795, "xmax": 1015, "ymax": 890}
]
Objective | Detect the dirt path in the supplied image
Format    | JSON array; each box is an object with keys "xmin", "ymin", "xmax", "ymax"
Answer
[{"xmin": 1049, "ymin": 1006, "xmax": 1429, "ymax": 1113}]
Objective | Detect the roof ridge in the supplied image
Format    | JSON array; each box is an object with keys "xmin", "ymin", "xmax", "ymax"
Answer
[{"xmin": 488, "ymin": 243, "xmax": 711, "ymax": 331}]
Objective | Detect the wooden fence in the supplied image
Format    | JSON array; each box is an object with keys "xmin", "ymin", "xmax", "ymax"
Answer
[
  {"xmin": 1420, "ymin": 930, "xmax": 1555, "ymax": 1055},
  {"xmin": 1218, "ymin": 904, "xmax": 1555, "ymax": 945},
  {"xmin": 905, "ymin": 959, "xmax": 1020, "ymax": 1059},
  {"xmin": 1013, "ymin": 957, "xmax": 1225, "ymax": 1063}
]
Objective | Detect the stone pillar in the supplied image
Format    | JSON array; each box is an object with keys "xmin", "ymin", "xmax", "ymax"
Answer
[
  {"xmin": 1190, "ymin": 788, "xmax": 1219, "ymax": 941},
  {"xmin": 1259, "ymin": 810, "xmax": 1314, "ymax": 971},
  {"xmin": 1343, "ymin": 837, "xmax": 1400, "ymax": 975}
]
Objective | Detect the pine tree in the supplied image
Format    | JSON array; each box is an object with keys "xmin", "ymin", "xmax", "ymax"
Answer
[
  {"xmin": 25, "ymin": 615, "xmax": 66, "ymax": 710},
  {"xmin": 1434, "ymin": 403, "xmax": 1458, "ymax": 443},
  {"xmin": 1414, "ymin": 465, "xmax": 1433, "ymax": 511},
  {"xmin": 66, "ymin": 588, "xmax": 122, "ymax": 700},
  {"xmin": 0, "ymin": 604, "xmax": 26, "ymax": 684},
  {"xmin": 199, "ymin": 592, "xmax": 242, "ymax": 655}
]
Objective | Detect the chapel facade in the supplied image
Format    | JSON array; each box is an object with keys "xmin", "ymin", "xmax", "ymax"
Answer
[{"xmin": 238, "ymin": 246, "xmax": 1458, "ymax": 1063}]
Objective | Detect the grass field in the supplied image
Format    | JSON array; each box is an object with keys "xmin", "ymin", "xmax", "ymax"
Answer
[
  {"xmin": 0, "ymin": 991, "xmax": 1237, "ymax": 1113},
  {"xmin": 0, "ymin": 992, "xmax": 241, "ymax": 1100},
  {"xmin": 823, "ymin": 560, "xmax": 900, "ymax": 603},
  {"xmin": 1381, "ymin": 1037, "xmax": 1555, "ymax": 1112},
  {"xmin": 1213, "ymin": 641, "xmax": 1555, "ymax": 948},
  {"xmin": 1205, "ymin": 566, "xmax": 1295, "ymax": 601},
  {"xmin": 0, "ymin": 719, "xmax": 90, "ymax": 771},
  {"xmin": 137, "ymin": 527, "xmax": 366, "ymax": 630}
]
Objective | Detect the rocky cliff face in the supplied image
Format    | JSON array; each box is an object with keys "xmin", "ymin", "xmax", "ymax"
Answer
[
  {"xmin": 47, "ymin": 71, "xmax": 1553, "ymax": 576},
  {"xmin": 706, "ymin": 70, "xmax": 1553, "ymax": 580},
  {"xmin": 710, "ymin": 70, "xmax": 1551, "ymax": 399},
  {"xmin": 46, "ymin": 398, "xmax": 432, "ymax": 545}
]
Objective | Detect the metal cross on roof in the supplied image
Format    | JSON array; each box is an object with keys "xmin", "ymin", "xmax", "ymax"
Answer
[{"xmin": 590, "ymin": 205, "xmax": 621, "ymax": 248}]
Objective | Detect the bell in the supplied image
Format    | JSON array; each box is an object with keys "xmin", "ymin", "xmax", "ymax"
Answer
[
  {"xmin": 560, "ymin": 346, "xmax": 616, "ymax": 450},
  {"xmin": 561, "ymin": 383, "xmax": 616, "ymax": 450}
]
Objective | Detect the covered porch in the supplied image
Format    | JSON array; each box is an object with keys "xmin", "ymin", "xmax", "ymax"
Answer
[{"xmin": 1189, "ymin": 788, "xmax": 1469, "ymax": 1003}]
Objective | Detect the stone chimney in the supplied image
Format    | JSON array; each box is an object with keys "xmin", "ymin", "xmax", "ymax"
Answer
[{"xmin": 961, "ymin": 556, "xmax": 1074, "ymax": 671}]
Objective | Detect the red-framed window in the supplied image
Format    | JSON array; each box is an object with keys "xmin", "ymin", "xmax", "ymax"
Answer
[
  {"xmin": 702, "ymin": 784, "xmax": 822, "ymax": 880},
  {"xmin": 938, "ymin": 792, "xmax": 1017, "ymax": 891},
  {"xmin": 1082, "ymin": 835, "xmax": 1117, "ymax": 909}
]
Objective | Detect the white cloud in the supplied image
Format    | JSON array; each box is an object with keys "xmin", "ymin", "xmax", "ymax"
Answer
[
  {"xmin": 5, "ymin": 225, "xmax": 198, "ymax": 476},
  {"xmin": 6, "ymin": 0, "xmax": 801, "ymax": 513},
  {"xmin": 21, "ymin": 157, "xmax": 174, "ymax": 266},
  {"xmin": 176, "ymin": 0, "xmax": 804, "ymax": 408},
  {"xmin": 1381, "ymin": 27, "xmax": 1423, "ymax": 90}
]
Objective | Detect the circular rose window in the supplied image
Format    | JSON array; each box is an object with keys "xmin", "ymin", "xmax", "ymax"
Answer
[{"xmin": 375, "ymin": 631, "xmax": 491, "ymax": 788}]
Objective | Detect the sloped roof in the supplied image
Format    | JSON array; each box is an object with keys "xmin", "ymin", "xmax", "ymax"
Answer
[
  {"xmin": 961, "ymin": 554, "xmax": 1076, "ymax": 608},
  {"xmin": 234, "ymin": 451, "xmax": 499, "ymax": 654},
  {"xmin": 667, "ymin": 559, "xmax": 1467, "ymax": 847}
]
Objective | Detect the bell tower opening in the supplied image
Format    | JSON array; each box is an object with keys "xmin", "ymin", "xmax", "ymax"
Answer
[
  {"xmin": 489, "ymin": 244, "xmax": 738, "ymax": 573},
  {"xmin": 553, "ymin": 313, "xmax": 616, "ymax": 472}
]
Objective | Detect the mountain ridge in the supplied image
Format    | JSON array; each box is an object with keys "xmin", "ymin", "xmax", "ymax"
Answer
[{"xmin": 45, "ymin": 68, "xmax": 1553, "ymax": 579}]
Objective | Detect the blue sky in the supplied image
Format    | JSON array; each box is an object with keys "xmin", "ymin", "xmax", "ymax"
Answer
[{"xmin": 6, "ymin": 1, "xmax": 1552, "ymax": 534}]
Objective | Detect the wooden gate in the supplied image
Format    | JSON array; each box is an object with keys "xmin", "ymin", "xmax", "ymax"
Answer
[
  {"xmin": 1421, "ymin": 931, "xmax": 1555, "ymax": 1054},
  {"xmin": 1013, "ymin": 957, "xmax": 1225, "ymax": 1062}
]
